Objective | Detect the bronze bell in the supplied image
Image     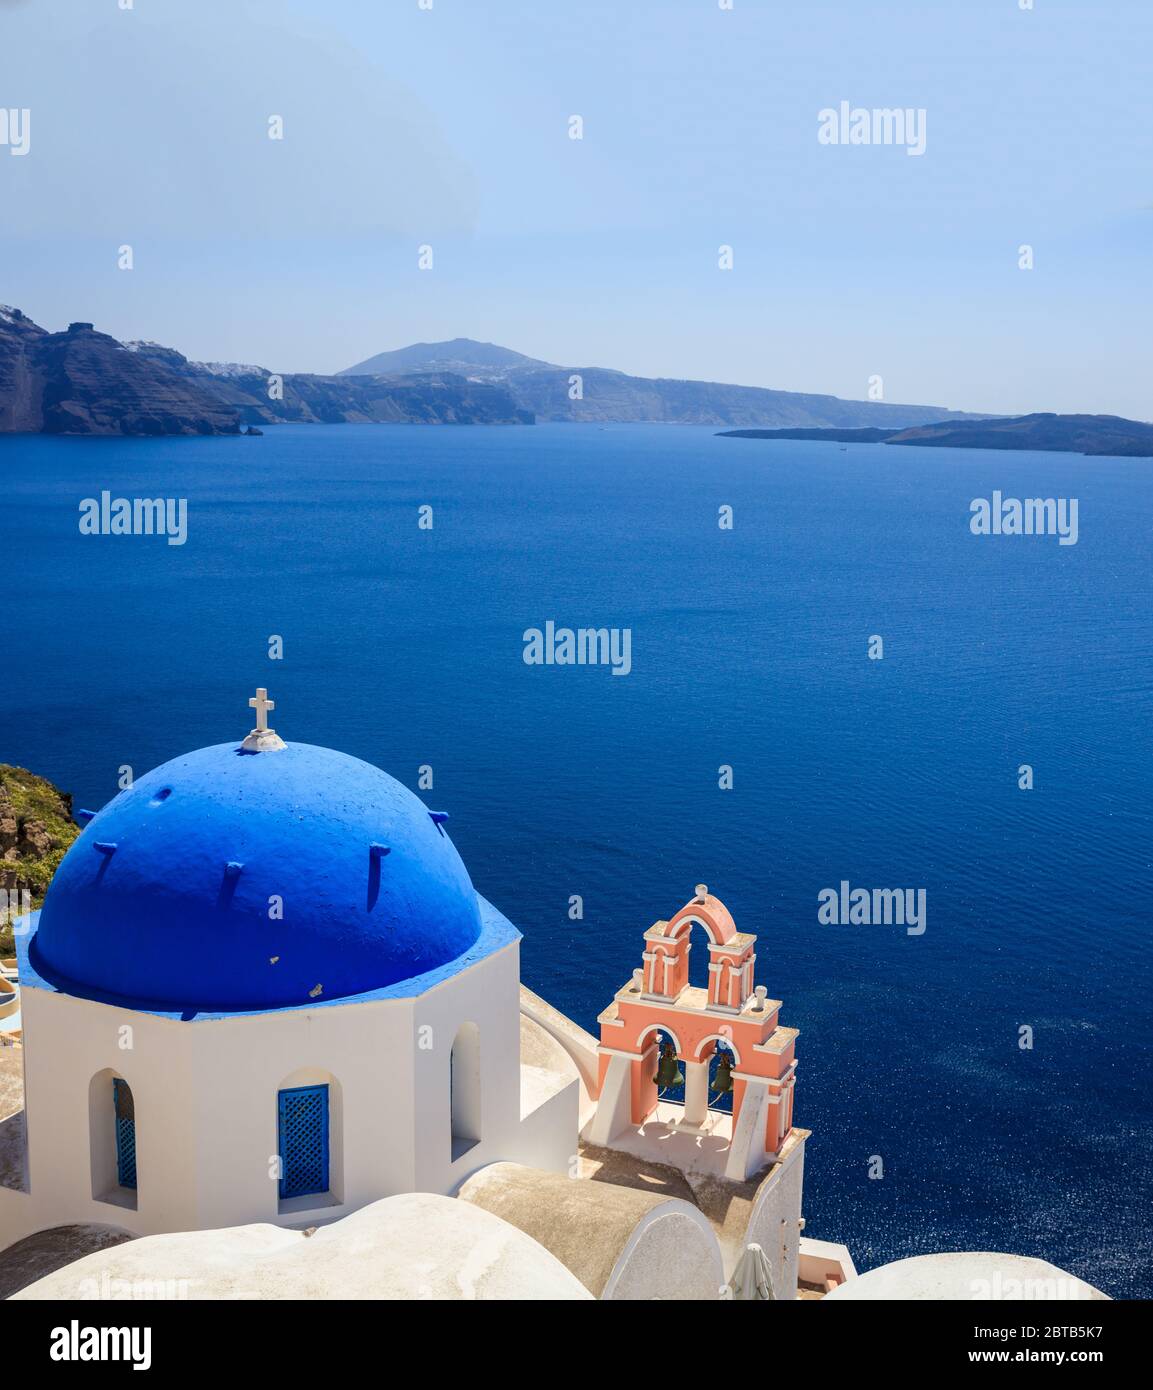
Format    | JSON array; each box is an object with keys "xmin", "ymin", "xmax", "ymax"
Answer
[
  {"xmin": 712, "ymin": 1052, "xmax": 734, "ymax": 1095},
  {"xmin": 654, "ymin": 1043, "xmax": 684, "ymax": 1090}
]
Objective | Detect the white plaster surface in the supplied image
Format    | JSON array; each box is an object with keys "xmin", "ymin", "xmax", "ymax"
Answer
[
  {"xmin": 1, "ymin": 938, "xmax": 579, "ymax": 1248},
  {"xmin": 825, "ymin": 1253, "xmax": 1109, "ymax": 1302},
  {"xmin": 13, "ymin": 1193, "xmax": 593, "ymax": 1301}
]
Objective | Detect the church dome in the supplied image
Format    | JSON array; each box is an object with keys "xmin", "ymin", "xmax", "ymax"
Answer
[{"xmin": 30, "ymin": 738, "xmax": 484, "ymax": 1013}]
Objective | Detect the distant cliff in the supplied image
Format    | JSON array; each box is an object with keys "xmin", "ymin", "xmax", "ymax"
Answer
[
  {"xmin": 0, "ymin": 310, "xmax": 533, "ymax": 435},
  {"xmin": 342, "ymin": 337, "xmax": 985, "ymax": 430},
  {"xmin": 0, "ymin": 310, "xmax": 243, "ymax": 436},
  {"xmin": 506, "ymin": 366, "xmax": 979, "ymax": 429},
  {"xmin": 719, "ymin": 413, "xmax": 1153, "ymax": 458},
  {"xmin": 125, "ymin": 342, "xmax": 534, "ymax": 426},
  {"xmin": 2, "ymin": 312, "xmax": 991, "ymax": 436},
  {"xmin": 2, "ymin": 315, "xmax": 1028, "ymax": 437}
]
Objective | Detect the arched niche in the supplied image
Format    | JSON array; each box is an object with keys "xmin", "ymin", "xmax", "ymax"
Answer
[
  {"xmin": 88, "ymin": 1068, "xmax": 138, "ymax": 1211},
  {"xmin": 450, "ymin": 1022, "xmax": 481, "ymax": 1161}
]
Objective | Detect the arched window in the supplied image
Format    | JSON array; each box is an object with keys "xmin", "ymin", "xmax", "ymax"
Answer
[
  {"xmin": 89, "ymin": 1069, "xmax": 137, "ymax": 1209},
  {"xmin": 450, "ymin": 1023, "xmax": 481, "ymax": 1160},
  {"xmin": 686, "ymin": 921, "xmax": 713, "ymax": 992},
  {"xmin": 113, "ymin": 1078, "xmax": 137, "ymax": 1189},
  {"xmin": 277, "ymin": 1084, "xmax": 330, "ymax": 1200}
]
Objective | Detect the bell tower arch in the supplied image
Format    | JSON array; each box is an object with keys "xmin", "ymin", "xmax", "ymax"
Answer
[{"xmin": 587, "ymin": 886, "xmax": 800, "ymax": 1183}]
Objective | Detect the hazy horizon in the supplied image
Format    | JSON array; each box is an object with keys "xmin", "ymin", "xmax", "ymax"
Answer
[{"xmin": 2, "ymin": 0, "xmax": 1150, "ymax": 417}]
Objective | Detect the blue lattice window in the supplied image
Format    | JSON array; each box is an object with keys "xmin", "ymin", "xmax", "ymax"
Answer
[
  {"xmin": 113, "ymin": 1078, "xmax": 137, "ymax": 1190},
  {"xmin": 277, "ymin": 1084, "xmax": 329, "ymax": 1200}
]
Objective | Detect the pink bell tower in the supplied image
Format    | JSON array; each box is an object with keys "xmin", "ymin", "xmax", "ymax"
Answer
[{"xmin": 586, "ymin": 886, "xmax": 799, "ymax": 1183}]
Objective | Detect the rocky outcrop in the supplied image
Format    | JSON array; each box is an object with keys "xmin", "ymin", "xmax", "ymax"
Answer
[
  {"xmin": 36, "ymin": 323, "xmax": 244, "ymax": 436},
  {"xmin": 0, "ymin": 311, "xmax": 243, "ymax": 436},
  {"xmin": 0, "ymin": 766, "xmax": 78, "ymax": 904},
  {"xmin": 0, "ymin": 306, "xmax": 48, "ymax": 432}
]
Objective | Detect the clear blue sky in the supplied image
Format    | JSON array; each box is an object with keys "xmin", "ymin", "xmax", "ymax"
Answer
[{"xmin": 1, "ymin": 0, "xmax": 1150, "ymax": 416}]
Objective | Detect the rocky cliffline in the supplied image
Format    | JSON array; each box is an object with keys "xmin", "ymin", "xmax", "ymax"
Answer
[
  {"xmin": 2, "ymin": 312, "xmax": 989, "ymax": 435},
  {"xmin": 0, "ymin": 309, "xmax": 243, "ymax": 436},
  {"xmin": 0, "ymin": 309, "xmax": 534, "ymax": 434},
  {"xmin": 126, "ymin": 342, "xmax": 533, "ymax": 425},
  {"xmin": 0, "ymin": 307, "xmax": 48, "ymax": 433},
  {"xmin": 38, "ymin": 324, "xmax": 245, "ymax": 436},
  {"xmin": 507, "ymin": 365, "xmax": 975, "ymax": 428}
]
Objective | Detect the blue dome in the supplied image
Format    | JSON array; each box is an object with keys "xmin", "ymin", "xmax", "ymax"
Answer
[{"xmin": 30, "ymin": 742, "xmax": 483, "ymax": 1013}]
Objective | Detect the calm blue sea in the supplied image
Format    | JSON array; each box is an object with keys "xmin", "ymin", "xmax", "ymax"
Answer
[{"xmin": 1, "ymin": 423, "xmax": 1150, "ymax": 1295}]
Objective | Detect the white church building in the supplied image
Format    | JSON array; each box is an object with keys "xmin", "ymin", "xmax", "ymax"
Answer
[
  {"xmin": 4, "ymin": 690, "xmax": 575, "ymax": 1240},
  {"xmin": 0, "ymin": 691, "xmax": 1107, "ymax": 1301}
]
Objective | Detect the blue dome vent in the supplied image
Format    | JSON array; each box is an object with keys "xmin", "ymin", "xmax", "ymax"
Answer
[{"xmin": 30, "ymin": 741, "xmax": 484, "ymax": 1012}]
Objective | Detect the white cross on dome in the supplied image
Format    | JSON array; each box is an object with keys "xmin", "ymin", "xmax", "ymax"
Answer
[{"xmin": 241, "ymin": 686, "xmax": 286, "ymax": 752}]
